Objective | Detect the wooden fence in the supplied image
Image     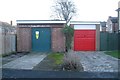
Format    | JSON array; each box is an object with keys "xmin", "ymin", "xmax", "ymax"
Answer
[
  {"xmin": 100, "ymin": 32, "xmax": 119, "ymax": 51},
  {"xmin": 0, "ymin": 22, "xmax": 16, "ymax": 55}
]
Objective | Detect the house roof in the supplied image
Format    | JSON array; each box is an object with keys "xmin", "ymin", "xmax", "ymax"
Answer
[
  {"xmin": 100, "ymin": 22, "xmax": 106, "ymax": 27},
  {"xmin": 116, "ymin": 8, "xmax": 120, "ymax": 11},
  {"xmin": 0, "ymin": 21, "xmax": 12, "ymax": 27},
  {"xmin": 109, "ymin": 16, "xmax": 118, "ymax": 23},
  {"xmin": 70, "ymin": 21, "xmax": 100, "ymax": 25},
  {"xmin": 16, "ymin": 20, "xmax": 66, "ymax": 25}
]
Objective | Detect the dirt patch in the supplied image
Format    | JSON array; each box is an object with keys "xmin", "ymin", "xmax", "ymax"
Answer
[{"xmin": 33, "ymin": 55, "xmax": 62, "ymax": 71}]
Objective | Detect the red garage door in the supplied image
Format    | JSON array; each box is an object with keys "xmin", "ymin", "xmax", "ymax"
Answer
[{"xmin": 74, "ymin": 30, "xmax": 96, "ymax": 51}]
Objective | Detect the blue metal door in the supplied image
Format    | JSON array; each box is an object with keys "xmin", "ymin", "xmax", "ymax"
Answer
[{"xmin": 32, "ymin": 28, "xmax": 51, "ymax": 52}]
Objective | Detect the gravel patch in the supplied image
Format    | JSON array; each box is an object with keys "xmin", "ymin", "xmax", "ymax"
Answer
[{"xmin": 74, "ymin": 51, "xmax": 119, "ymax": 72}]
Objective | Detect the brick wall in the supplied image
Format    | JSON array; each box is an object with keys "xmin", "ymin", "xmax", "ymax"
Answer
[
  {"xmin": 51, "ymin": 28, "xmax": 65, "ymax": 52},
  {"xmin": 17, "ymin": 27, "xmax": 31, "ymax": 52}
]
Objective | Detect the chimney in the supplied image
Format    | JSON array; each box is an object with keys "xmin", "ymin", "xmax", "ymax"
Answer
[{"xmin": 10, "ymin": 20, "xmax": 12, "ymax": 26}]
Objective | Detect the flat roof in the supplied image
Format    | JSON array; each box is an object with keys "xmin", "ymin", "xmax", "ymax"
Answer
[
  {"xmin": 70, "ymin": 21, "xmax": 100, "ymax": 25},
  {"xmin": 16, "ymin": 20, "xmax": 66, "ymax": 24}
]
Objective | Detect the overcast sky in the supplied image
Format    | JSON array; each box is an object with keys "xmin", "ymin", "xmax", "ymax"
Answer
[{"xmin": 0, "ymin": 0, "xmax": 119, "ymax": 25}]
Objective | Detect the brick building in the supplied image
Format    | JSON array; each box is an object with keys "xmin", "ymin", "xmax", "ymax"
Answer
[{"xmin": 17, "ymin": 20, "xmax": 66, "ymax": 52}]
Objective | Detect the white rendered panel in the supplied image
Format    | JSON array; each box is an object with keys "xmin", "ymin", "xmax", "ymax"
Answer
[
  {"xmin": 17, "ymin": 20, "xmax": 66, "ymax": 24},
  {"xmin": 74, "ymin": 25, "xmax": 96, "ymax": 30}
]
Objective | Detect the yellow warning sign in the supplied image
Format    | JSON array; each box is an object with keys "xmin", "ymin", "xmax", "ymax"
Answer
[{"xmin": 35, "ymin": 31, "xmax": 39, "ymax": 39}]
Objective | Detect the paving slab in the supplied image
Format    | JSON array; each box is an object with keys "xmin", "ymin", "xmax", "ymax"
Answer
[{"xmin": 2, "ymin": 53, "xmax": 47, "ymax": 70}]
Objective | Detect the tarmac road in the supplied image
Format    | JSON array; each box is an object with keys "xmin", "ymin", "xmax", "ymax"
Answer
[{"xmin": 1, "ymin": 68, "xmax": 119, "ymax": 79}]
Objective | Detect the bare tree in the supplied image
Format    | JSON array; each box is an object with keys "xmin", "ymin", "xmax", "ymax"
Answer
[{"xmin": 51, "ymin": 0, "xmax": 77, "ymax": 24}]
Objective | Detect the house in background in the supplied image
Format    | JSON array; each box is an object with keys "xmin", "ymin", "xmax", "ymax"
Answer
[
  {"xmin": 116, "ymin": 1, "xmax": 120, "ymax": 32},
  {"xmin": 100, "ymin": 21, "xmax": 107, "ymax": 32},
  {"xmin": 106, "ymin": 16, "xmax": 118, "ymax": 33}
]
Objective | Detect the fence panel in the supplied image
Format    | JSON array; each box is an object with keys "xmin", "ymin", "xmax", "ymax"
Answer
[
  {"xmin": 107, "ymin": 33, "xmax": 118, "ymax": 50},
  {"xmin": 3, "ymin": 33, "xmax": 16, "ymax": 55},
  {"xmin": 100, "ymin": 32, "xmax": 118, "ymax": 51},
  {"xmin": 0, "ymin": 27, "xmax": 16, "ymax": 55},
  {"xmin": 11, "ymin": 34, "xmax": 16, "ymax": 52},
  {"xmin": 100, "ymin": 32, "xmax": 108, "ymax": 51},
  {"xmin": 118, "ymin": 33, "xmax": 120, "ymax": 50}
]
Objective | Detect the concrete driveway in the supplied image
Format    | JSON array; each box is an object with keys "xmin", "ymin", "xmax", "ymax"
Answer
[
  {"xmin": 2, "ymin": 53, "xmax": 47, "ymax": 70},
  {"xmin": 73, "ymin": 51, "xmax": 119, "ymax": 72}
]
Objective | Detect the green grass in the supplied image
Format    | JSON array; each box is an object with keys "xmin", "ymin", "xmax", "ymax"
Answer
[
  {"xmin": 105, "ymin": 51, "xmax": 120, "ymax": 59},
  {"xmin": 48, "ymin": 52, "xmax": 64, "ymax": 65}
]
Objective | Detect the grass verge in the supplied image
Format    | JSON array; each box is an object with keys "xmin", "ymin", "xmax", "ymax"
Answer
[
  {"xmin": 105, "ymin": 51, "xmax": 120, "ymax": 59},
  {"xmin": 48, "ymin": 52, "xmax": 64, "ymax": 65},
  {"xmin": 33, "ymin": 52, "xmax": 64, "ymax": 71}
]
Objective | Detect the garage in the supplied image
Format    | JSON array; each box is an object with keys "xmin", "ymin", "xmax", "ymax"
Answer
[
  {"xmin": 32, "ymin": 27, "xmax": 51, "ymax": 52},
  {"xmin": 17, "ymin": 20, "xmax": 66, "ymax": 52},
  {"xmin": 70, "ymin": 21, "xmax": 100, "ymax": 51}
]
